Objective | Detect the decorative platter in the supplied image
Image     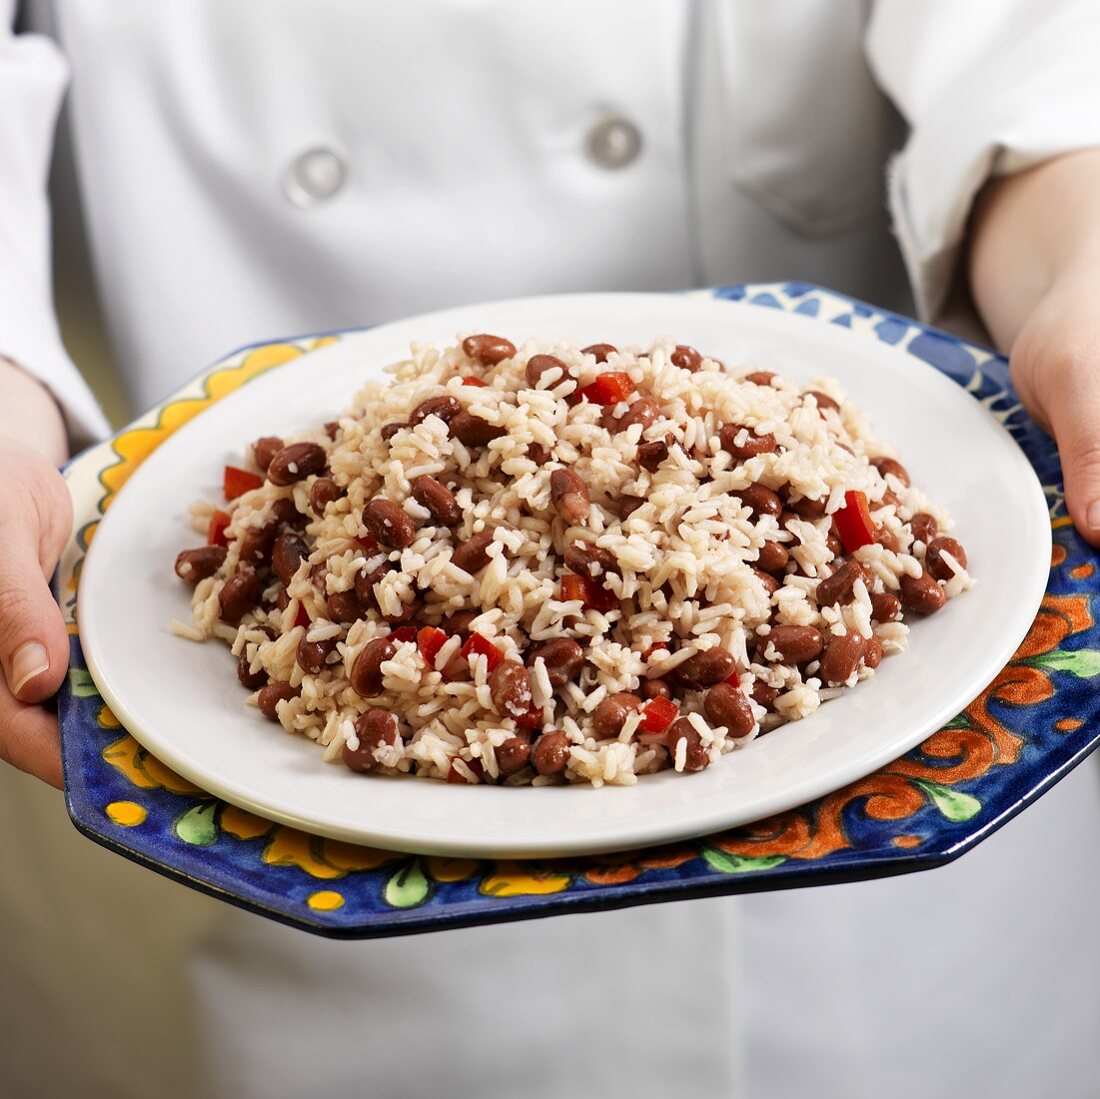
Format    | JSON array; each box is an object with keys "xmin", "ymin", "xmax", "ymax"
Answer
[{"xmin": 55, "ymin": 282, "xmax": 1100, "ymax": 936}]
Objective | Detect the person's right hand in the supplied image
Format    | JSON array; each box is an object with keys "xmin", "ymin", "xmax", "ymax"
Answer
[{"xmin": 0, "ymin": 439, "xmax": 73, "ymax": 787}]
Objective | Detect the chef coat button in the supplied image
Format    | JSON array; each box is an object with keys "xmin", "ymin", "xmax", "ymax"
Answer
[
  {"xmin": 283, "ymin": 147, "xmax": 346, "ymax": 207},
  {"xmin": 584, "ymin": 114, "xmax": 642, "ymax": 170}
]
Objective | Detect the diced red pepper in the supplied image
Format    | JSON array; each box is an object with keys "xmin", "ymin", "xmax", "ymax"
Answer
[
  {"xmin": 417, "ymin": 626, "xmax": 450, "ymax": 668},
  {"xmin": 581, "ymin": 575, "xmax": 619, "ymax": 614},
  {"xmin": 459, "ymin": 376, "xmax": 486, "ymax": 387},
  {"xmin": 446, "ymin": 758, "xmax": 484, "ymax": 784},
  {"xmin": 293, "ymin": 602, "xmax": 311, "ymax": 630},
  {"xmin": 223, "ymin": 465, "xmax": 263, "ymax": 501},
  {"xmin": 642, "ymin": 643, "xmax": 670, "ymax": 662},
  {"xmin": 355, "ymin": 533, "xmax": 380, "ymax": 554},
  {"xmin": 207, "ymin": 510, "xmax": 231, "ymax": 547},
  {"xmin": 640, "ymin": 696, "xmax": 678, "ymax": 733},
  {"xmin": 835, "ymin": 489, "xmax": 877, "ymax": 553},
  {"xmin": 392, "ymin": 625, "xmax": 417, "ymax": 644},
  {"xmin": 578, "ymin": 371, "xmax": 635, "ymax": 406},
  {"xmin": 724, "ymin": 668, "xmax": 741, "ymax": 688},
  {"xmin": 559, "ymin": 573, "xmax": 619, "ymax": 613},
  {"xmin": 460, "ymin": 631, "xmax": 504, "ymax": 672},
  {"xmin": 559, "ymin": 574, "xmax": 586, "ymax": 603}
]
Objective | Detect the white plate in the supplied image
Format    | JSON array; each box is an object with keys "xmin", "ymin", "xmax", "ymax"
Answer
[{"xmin": 79, "ymin": 292, "xmax": 1051, "ymax": 858}]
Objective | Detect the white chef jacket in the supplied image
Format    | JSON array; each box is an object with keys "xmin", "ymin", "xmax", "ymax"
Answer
[{"xmin": 3, "ymin": 2, "xmax": 1100, "ymax": 1097}]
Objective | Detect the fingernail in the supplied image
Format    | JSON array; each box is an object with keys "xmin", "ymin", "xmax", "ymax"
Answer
[
  {"xmin": 1089, "ymin": 501, "xmax": 1100, "ymax": 531},
  {"xmin": 11, "ymin": 641, "xmax": 49, "ymax": 697}
]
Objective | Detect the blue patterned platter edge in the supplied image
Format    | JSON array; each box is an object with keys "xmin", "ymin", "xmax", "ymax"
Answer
[{"xmin": 53, "ymin": 282, "xmax": 1100, "ymax": 937}]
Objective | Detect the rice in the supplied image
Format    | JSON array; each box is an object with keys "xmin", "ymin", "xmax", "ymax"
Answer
[{"xmin": 171, "ymin": 335, "xmax": 971, "ymax": 786}]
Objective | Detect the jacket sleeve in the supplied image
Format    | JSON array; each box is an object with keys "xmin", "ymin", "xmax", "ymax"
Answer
[
  {"xmin": 0, "ymin": 1, "xmax": 108, "ymax": 445},
  {"xmin": 866, "ymin": 0, "xmax": 1100, "ymax": 323}
]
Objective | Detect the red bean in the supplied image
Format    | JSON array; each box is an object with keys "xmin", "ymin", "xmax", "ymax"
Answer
[
  {"xmin": 550, "ymin": 469, "xmax": 590, "ymax": 524},
  {"xmin": 309, "ymin": 476, "xmax": 343, "ymax": 515},
  {"xmin": 363, "ymin": 497, "xmax": 416, "ymax": 549},
  {"xmin": 297, "ymin": 634, "xmax": 336, "ymax": 675},
  {"xmin": 757, "ymin": 541, "xmax": 789, "ymax": 573},
  {"xmin": 740, "ymin": 483, "xmax": 782, "ymax": 518},
  {"xmin": 563, "ymin": 541, "xmax": 617, "ymax": 579},
  {"xmin": 526, "ymin": 443, "xmax": 554, "ymax": 466},
  {"xmin": 257, "ymin": 681, "xmax": 298, "ymax": 721},
  {"xmin": 175, "ymin": 546, "xmax": 226, "ymax": 583},
  {"xmin": 342, "ymin": 709, "xmax": 399, "ymax": 772},
  {"xmin": 327, "ymin": 590, "xmax": 365, "ymax": 624},
  {"xmin": 236, "ymin": 651, "xmax": 267, "ymax": 690},
  {"xmin": 670, "ymin": 345, "xmax": 702, "ymax": 372},
  {"xmin": 410, "ymin": 395, "xmax": 461, "ymax": 426},
  {"xmin": 267, "ymin": 442, "xmax": 326, "ymax": 487},
  {"xmin": 815, "ymin": 560, "xmax": 873, "ymax": 608},
  {"xmin": 446, "ymin": 609, "xmax": 480, "ymax": 638},
  {"xmin": 642, "ymin": 678, "xmax": 671, "ymax": 700},
  {"xmin": 762, "ymin": 626, "xmax": 824, "ymax": 664},
  {"xmin": 218, "ymin": 570, "xmax": 262, "ymax": 623},
  {"xmin": 870, "ymin": 591, "xmax": 901, "ymax": 623},
  {"xmin": 592, "ymin": 692, "xmax": 642, "ymax": 738},
  {"xmin": 616, "ymin": 397, "xmax": 659, "ymax": 433},
  {"xmin": 462, "ymin": 334, "xmax": 516, "ymax": 365},
  {"xmin": 253, "ymin": 436, "xmax": 284, "ymax": 472},
  {"xmin": 790, "ymin": 493, "xmax": 829, "ymax": 519},
  {"xmin": 755, "ymin": 569, "xmax": 780, "ymax": 596},
  {"xmin": 450, "ymin": 411, "xmax": 506, "ymax": 446},
  {"xmin": 926, "ymin": 536, "xmax": 967, "ymax": 581},
  {"xmin": 525, "ymin": 354, "xmax": 568, "ymax": 389},
  {"xmin": 674, "ymin": 647, "xmax": 737, "ymax": 690},
  {"xmin": 703, "ymin": 683, "xmax": 755, "ymax": 738},
  {"xmin": 381, "ymin": 422, "xmax": 405, "ymax": 441},
  {"xmin": 582, "ymin": 343, "xmax": 617, "ymax": 362},
  {"xmin": 872, "ymin": 456, "xmax": 910, "ymax": 487},
  {"xmin": 910, "ymin": 512, "xmax": 938, "ymax": 545},
  {"xmin": 751, "ymin": 680, "xmax": 780, "ymax": 709},
  {"xmin": 667, "ymin": 718, "xmax": 709, "ymax": 771},
  {"xmin": 489, "ymin": 661, "xmax": 533, "ymax": 718},
  {"xmin": 864, "ymin": 636, "xmax": 885, "ymax": 669},
  {"xmin": 637, "ymin": 437, "xmax": 672, "ymax": 472},
  {"xmin": 411, "ymin": 475, "xmax": 462, "ymax": 526},
  {"xmin": 532, "ymin": 730, "xmax": 571, "ymax": 776},
  {"xmin": 497, "ymin": 737, "xmax": 532, "ymax": 776},
  {"xmin": 719, "ymin": 423, "xmax": 777, "ymax": 460},
  {"xmin": 806, "ymin": 390, "xmax": 839, "ymax": 413},
  {"xmin": 350, "ymin": 637, "xmax": 397, "ymax": 697},
  {"xmin": 451, "ymin": 528, "xmax": 495, "ymax": 574},
  {"xmin": 899, "ymin": 570, "xmax": 946, "ymax": 615},
  {"xmin": 820, "ymin": 630, "xmax": 866, "ymax": 686},
  {"xmin": 744, "ymin": 371, "xmax": 776, "ymax": 386},
  {"xmin": 527, "ymin": 638, "xmax": 585, "ymax": 687},
  {"xmin": 271, "ymin": 531, "xmax": 309, "ymax": 586}
]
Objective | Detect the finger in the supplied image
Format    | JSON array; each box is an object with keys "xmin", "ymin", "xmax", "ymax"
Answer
[
  {"xmin": 0, "ymin": 687, "xmax": 62, "ymax": 788},
  {"xmin": 1043, "ymin": 358, "xmax": 1100, "ymax": 547},
  {"xmin": 0, "ymin": 520, "xmax": 71, "ymax": 704}
]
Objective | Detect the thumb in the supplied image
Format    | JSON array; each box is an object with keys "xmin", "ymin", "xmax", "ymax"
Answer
[
  {"xmin": 1044, "ymin": 360, "xmax": 1100, "ymax": 547},
  {"xmin": 0, "ymin": 500, "xmax": 71, "ymax": 706}
]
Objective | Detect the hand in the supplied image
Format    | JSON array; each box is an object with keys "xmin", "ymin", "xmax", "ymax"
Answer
[
  {"xmin": 0, "ymin": 439, "xmax": 72, "ymax": 787},
  {"xmin": 969, "ymin": 148, "xmax": 1100, "ymax": 545},
  {"xmin": 1008, "ymin": 277, "xmax": 1100, "ymax": 541}
]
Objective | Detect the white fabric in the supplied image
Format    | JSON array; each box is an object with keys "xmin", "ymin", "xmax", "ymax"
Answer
[{"xmin": 0, "ymin": 2, "xmax": 1099, "ymax": 1097}]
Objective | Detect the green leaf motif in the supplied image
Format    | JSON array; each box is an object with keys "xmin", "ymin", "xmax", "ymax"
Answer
[
  {"xmin": 702, "ymin": 848, "xmax": 787, "ymax": 875},
  {"xmin": 941, "ymin": 713, "xmax": 969, "ymax": 731},
  {"xmin": 384, "ymin": 859, "xmax": 430, "ymax": 908},
  {"xmin": 914, "ymin": 780, "xmax": 981, "ymax": 824},
  {"xmin": 69, "ymin": 668, "xmax": 102, "ymax": 699},
  {"xmin": 174, "ymin": 802, "xmax": 219, "ymax": 846},
  {"xmin": 1028, "ymin": 649, "xmax": 1100, "ymax": 679}
]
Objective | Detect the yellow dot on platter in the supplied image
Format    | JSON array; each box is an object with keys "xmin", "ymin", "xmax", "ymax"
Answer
[
  {"xmin": 307, "ymin": 890, "xmax": 345, "ymax": 912},
  {"xmin": 106, "ymin": 801, "xmax": 147, "ymax": 827}
]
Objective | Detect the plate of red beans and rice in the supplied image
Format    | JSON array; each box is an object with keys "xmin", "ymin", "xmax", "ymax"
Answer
[{"xmin": 77, "ymin": 293, "xmax": 1050, "ymax": 857}]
